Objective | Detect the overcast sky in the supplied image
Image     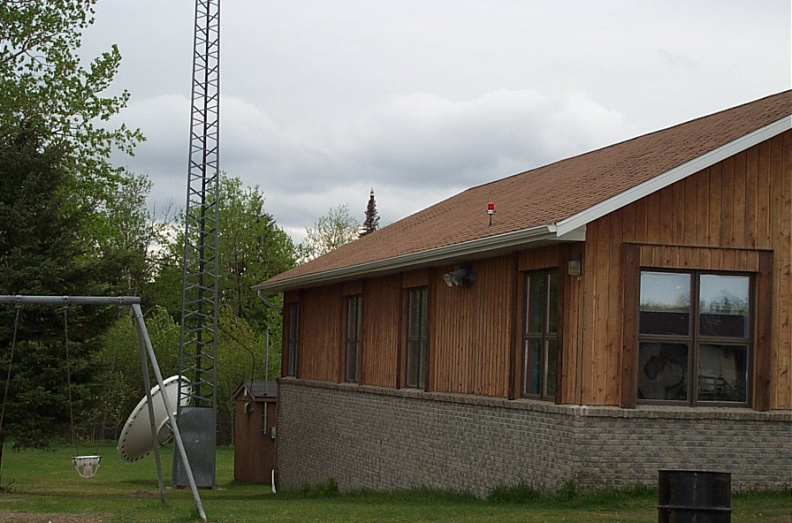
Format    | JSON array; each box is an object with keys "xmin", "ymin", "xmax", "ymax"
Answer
[{"xmin": 80, "ymin": 0, "xmax": 791, "ymax": 242}]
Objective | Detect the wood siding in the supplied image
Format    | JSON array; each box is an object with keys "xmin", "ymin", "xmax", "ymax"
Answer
[
  {"xmin": 580, "ymin": 131, "xmax": 792, "ymax": 408},
  {"xmin": 429, "ymin": 256, "xmax": 517, "ymax": 397},
  {"xmin": 233, "ymin": 396, "xmax": 276, "ymax": 484},
  {"xmin": 297, "ymin": 285, "xmax": 343, "ymax": 382},
  {"xmin": 360, "ymin": 275, "xmax": 402, "ymax": 387}
]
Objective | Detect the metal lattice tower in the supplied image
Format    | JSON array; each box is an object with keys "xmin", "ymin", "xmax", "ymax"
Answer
[{"xmin": 174, "ymin": 0, "xmax": 220, "ymax": 489}]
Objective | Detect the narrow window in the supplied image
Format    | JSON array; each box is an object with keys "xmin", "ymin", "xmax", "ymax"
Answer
[
  {"xmin": 345, "ymin": 295, "xmax": 362, "ymax": 383},
  {"xmin": 405, "ymin": 286, "xmax": 428, "ymax": 389},
  {"xmin": 522, "ymin": 270, "xmax": 558, "ymax": 400},
  {"xmin": 286, "ymin": 303, "xmax": 299, "ymax": 377},
  {"xmin": 637, "ymin": 270, "xmax": 751, "ymax": 406}
]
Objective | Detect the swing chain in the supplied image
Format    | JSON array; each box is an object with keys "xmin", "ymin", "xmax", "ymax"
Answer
[{"xmin": 63, "ymin": 303, "xmax": 80, "ymax": 457}]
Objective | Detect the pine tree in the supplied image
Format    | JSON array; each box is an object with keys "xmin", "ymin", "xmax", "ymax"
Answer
[{"xmin": 359, "ymin": 188, "xmax": 380, "ymax": 238}]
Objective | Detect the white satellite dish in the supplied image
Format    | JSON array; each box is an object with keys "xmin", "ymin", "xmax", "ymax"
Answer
[{"xmin": 117, "ymin": 375, "xmax": 189, "ymax": 463}]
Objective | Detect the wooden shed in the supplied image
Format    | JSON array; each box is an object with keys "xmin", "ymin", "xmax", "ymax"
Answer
[
  {"xmin": 254, "ymin": 90, "xmax": 792, "ymax": 495},
  {"xmin": 233, "ymin": 381, "xmax": 277, "ymax": 484}
]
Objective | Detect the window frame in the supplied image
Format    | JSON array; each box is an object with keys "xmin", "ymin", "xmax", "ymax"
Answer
[
  {"xmin": 344, "ymin": 294, "xmax": 362, "ymax": 383},
  {"xmin": 521, "ymin": 269, "xmax": 559, "ymax": 401},
  {"xmin": 637, "ymin": 268, "xmax": 753, "ymax": 407},
  {"xmin": 404, "ymin": 286, "xmax": 429, "ymax": 389}
]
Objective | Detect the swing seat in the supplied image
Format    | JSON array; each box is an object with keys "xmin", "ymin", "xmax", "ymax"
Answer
[{"xmin": 73, "ymin": 455, "xmax": 101, "ymax": 478}]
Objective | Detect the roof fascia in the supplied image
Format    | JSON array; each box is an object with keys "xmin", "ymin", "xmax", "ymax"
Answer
[
  {"xmin": 254, "ymin": 224, "xmax": 585, "ymax": 292},
  {"xmin": 554, "ymin": 115, "xmax": 792, "ymax": 237}
]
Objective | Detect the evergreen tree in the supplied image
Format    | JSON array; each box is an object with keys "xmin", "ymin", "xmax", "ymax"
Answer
[
  {"xmin": 0, "ymin": 122, "xmax": 117, "ymax": 458},
  {"xmin": 359, "ymin": 188, "xmax": 380, "ymax": 238}
]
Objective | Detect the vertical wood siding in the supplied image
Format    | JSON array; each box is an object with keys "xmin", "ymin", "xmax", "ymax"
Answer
[
  {"xmin": 559, "ymin": 243, "xmax": 584, "ymax": 405},
  {"xmin": 360, "ymin": 275, "xmax": 402, "ymax": 387},
  {"xmin": 298, "ymin": 285, "xmax": 343, "ymax": 382},
  {"xmin": 772, "ymin": 131, "xmax": 791, "ymax": 409},
  {"xmin": 580, "ymin": 131, "xmax": 792, "ymax": 408},
  {"xmin": 429, "ymin": 256, "xmax": 516, "ymax": 397}
]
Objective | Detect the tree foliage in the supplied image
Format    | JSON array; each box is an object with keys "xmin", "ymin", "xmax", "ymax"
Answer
[
  {"xmin": 88, "ymin": 172, "xmax": 175, "ymax": 298},
  {"xmin": 0, "ymin": 123, "xmax": 118, "ymax": 451},
  {"xmin": 216, "ymin": 176, "xmax": 296, "ymax": 329},
  {"xmin": 0, "ymin": 0, "xmax": 143, "ymax": 459},
  {"xmin": 299, "ymin": 204, "xmax": 360, "ymax": 263},
  {"xmin": 0, "ymin": 1, "xmax": 302, "ymax": 452},
  {"xmin": 87, "ymin": 306, "xmax": 180, "ymax": 440},
  {"xmin": 359, "ymin": 188, "xmax": 379, "ymax": 238},
  {"xmin": 151, "ymin": 174, "xmax": 296, "ymax": 329},
  {"xmin": 0, "ymin": 0, "xmax": 143, "ymax": 200}
]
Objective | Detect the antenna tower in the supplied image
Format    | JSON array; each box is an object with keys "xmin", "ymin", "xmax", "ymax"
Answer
[{"xmin": 174, "ymin": 0, "xmax": 220, "ymax": 489}]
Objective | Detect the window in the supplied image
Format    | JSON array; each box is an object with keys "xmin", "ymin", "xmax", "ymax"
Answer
[
  {"xmin": 405, "ymin": 286, "xmax": 428, "ymax": 389},
  {"xmin": 345, "ymin": 295, "xmax": 362, "ymax": 383},
  {"xmin": 638, "ymin": 270, "xmax": 751, "ymax": 405},
  {"xmin": 522, "ymin": 270, "xmax": 558, "ymax": 400},
  {"xmin": 286, "ymin": 303, "xmax": 299, "ymax": 377}
]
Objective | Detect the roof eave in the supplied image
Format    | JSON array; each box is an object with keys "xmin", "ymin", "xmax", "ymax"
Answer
[
  {"xmin": 555, "ymin": 115, "xmax": 792, "ymax": 236},
  {"xmin": 253, "ymin": 224, "xmax": 585, "ymax": 292}
]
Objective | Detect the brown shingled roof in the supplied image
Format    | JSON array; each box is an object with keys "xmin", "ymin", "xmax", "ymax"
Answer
[{"xmin": 255, "ymin": 90, "xmax": 792, "ymax": 292}]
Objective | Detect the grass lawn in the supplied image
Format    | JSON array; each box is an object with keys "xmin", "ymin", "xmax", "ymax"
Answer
[{"xmin": 0, "ymin": 441, "xmax": 788, "ymax": 522}]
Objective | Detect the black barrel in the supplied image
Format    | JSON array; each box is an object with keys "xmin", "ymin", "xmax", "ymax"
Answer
[{"xmin": 658, "ymin": 470, "xmax": 731, "ymax": 523}]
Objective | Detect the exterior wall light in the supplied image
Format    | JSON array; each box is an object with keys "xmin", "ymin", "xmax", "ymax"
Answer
[
  {"xmin": 443, "ymin": 263, "xmax": 477, "ymax": 287},
  {"xmin": 568, "ymin": 253, "xmax": 582, "ymax": 277}
]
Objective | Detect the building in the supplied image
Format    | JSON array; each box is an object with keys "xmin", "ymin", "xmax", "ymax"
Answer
[
  {"xmin": 254, "ymin": 90, "xmax": 792, "ymax": 495},
  {"xmin": 233, "ymin": 381, "xmax": 277, "ymax": 485}
]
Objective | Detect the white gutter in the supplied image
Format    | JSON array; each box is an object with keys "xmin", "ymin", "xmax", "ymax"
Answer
[
  {"xmin": 253, "ymin": 224, "xmax": 585, "ymax": 292},
  {"xmin": 555, "ymin": 115, "xmax": 792, "ymax": 237}
]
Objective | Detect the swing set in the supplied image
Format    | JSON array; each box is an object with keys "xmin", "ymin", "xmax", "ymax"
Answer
[{"xmin": 0, "ymin": 295, "xmax": 207, "ymax": 522}]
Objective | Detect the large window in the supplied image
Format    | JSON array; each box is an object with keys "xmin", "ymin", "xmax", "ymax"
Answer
[
  {"xmin": 405, "ymin": 286, "xmax": 428, "ymax": 389},
  {"xmin": 286, "ymin": 303, "xmax": 299, "ymax": 377},
  {"xmin": 638, "ymin": 270, "xmax": 751, "ymax": 405},
  {"xmin": 522, "ymin": 270, "xmax": 558, "ymax": 400},
  {"xmin": 345, "ymin": 295, "xmax": 362, "ymax": 383}
]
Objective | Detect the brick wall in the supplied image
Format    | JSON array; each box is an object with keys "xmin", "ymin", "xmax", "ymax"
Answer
[{"xmin": 275, "ymin": 379, "xmax": 792, "ymax": 496}]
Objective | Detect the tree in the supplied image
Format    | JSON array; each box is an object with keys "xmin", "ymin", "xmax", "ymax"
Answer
[
  {"xmin": 359, "ymin": 188, "xmax": 380, "ymax": 238},
  {"xmin": 88, "ymin": 305, "xmax": 180, "ymax": 440},
  {"xmin": 299, "ymin": 204, "xmax": 361, "ymax": 262},
  {"xmin": 216, "ymin": 176, "xmax": 296, "ymax": 328},
  {"xmin": 145, "ymin": 175, "xmax": 296, "ymax": 441},
  {"xmin": 87, "ymin": 172, "xmax": 176, "ymax": 299},
  {"xmin": 0, "ymin": 0, "xmax": 142, "ymax": 473},
  {"xmin": 150, "ymin": 174, "xmax": 297, "ymax": 330},
  {"xmin": 0, "ymin": 0, "xmax": 143, "ymax": 203},
  {"xmin": 0, "ymin": 123, "xmax": 118, "ymax": 466}
]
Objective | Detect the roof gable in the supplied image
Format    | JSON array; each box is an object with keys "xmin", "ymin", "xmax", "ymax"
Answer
[{"xmin": 256, "ymin": 90, "xmax": 792, "ymax": 292}]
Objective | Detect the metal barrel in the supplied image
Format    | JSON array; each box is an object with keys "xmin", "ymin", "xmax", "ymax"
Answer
[{"xmin": 658, "ymin": 470, "xmax": 731, "ymax": 523}]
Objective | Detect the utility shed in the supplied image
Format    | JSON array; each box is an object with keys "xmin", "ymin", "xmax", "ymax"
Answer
[{"xmin": 233, "ymin": 381, "xmax": 277, "ymax": 484}]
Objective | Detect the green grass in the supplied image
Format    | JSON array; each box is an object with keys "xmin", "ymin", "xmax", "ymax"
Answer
[{"xmin": 0, "ymin": 442, "xmax": 789, "ymax": 522}]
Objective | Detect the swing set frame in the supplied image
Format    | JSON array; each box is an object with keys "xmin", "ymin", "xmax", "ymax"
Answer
[{"xmin": 0, "ymin": 295, "xmax": 207, "ymax": 522}]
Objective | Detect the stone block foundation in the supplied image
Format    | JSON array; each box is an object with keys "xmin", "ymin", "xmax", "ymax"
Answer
[{"xmin": 274, "ymin": 379, "xmax": 791, "ymax": 497}]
